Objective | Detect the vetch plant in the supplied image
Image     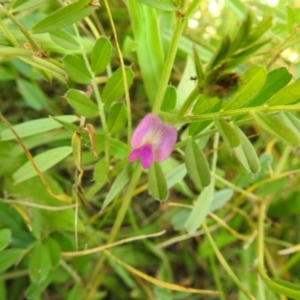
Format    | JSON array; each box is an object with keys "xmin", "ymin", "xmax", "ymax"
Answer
[
  {"xmin": 1, "ymin": 0, "xmax": 300, "ymax": 299},
  {"xmin": 128, "ymin": 114, "xmax": 177, "ymax": 169}
]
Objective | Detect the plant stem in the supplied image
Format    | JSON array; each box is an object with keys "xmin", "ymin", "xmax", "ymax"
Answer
[
  {"xmin": 60, "ymin": 260, "xmax": 81, "ymax": 284},
  {"xmin": 0, "ymin": 17, "xmax": 19, "ymax": 47},
  {"xmin": 188, "ymin": 105, "xmax": 300, "ymax": 121},
  {"xmin": 257, "ymin": 201, "xmax": 266, "ymax": 270},
  {"xmin": 73, "ymin": 24, "xmax": 110, "ymax": 163},
  {"xmin": 0, "ymin": 269, "xmax": 27, "ymax": 281},
  {"xmin": 103, "ymin": 0, "xmax": 132, "ymax": 149},
  {"xmin": 152, "ymin": 0, "xmax": 201, "ymax": 114},
  {"xmin": 0, "ymin": 4, "xmax": 39, "ymax": 50},
  {"xmin": 152, "ymin": 18, "xmax": 185, "ymax": 114},
  {"xmin": 108, "ymin": 164, "xmax": 143, "ymax": 243},
  {"xmin": 86, "ymin": 164, "xmax": 143, "ymax": 300},
  {"xmin": 203, "ymin": 222, "xmax": 256, "ymax": 300},
  {"xmin": 209, "ymin": 255, "xmax": 226, "ymax": 300}
]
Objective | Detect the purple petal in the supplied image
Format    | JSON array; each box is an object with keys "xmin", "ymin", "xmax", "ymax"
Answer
[
  {"xmin": 128, "ymin": 144, "xmax": 153, "ymax": 169},
  {"xmin": 140, "ymin": 144, "xmax": 153, "ymax": 169},
  {"xmin": 152, "ymin": 124, "xmax": 177, "ymax": 162},
  {"xmin": 131, "ymin": 114, "xmax": 161, "ymax": 149},
  {"xmin": 128, "ymin": 147, "xmax": 143, "ymax": 162},
  {"xmin": 130, "ymin": 114, "xmax": 177, "ymax": 164}
]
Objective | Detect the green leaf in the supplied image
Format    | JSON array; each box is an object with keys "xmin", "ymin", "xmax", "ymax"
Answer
[
  {"xmin": 280, "ymin": 112, "xmax": 300, "ymax": 139},
  {"xmin": 159, "ymin": 112, "xmax": 189, "ymax": 125},
  {"xmin": 65, "ymin": 89, "xmax": 99, "ymax": 117},
  {"xmin": 166, "ymin": 164, "xmax": 187, "ymax": 188},
  {"xmin": 63, "ymin": 55, "xmax": 91, "ymax": 84},
  {"xmin": 50, "ymin": 30, "xmax": 79, "ymax": 50},
  {"xmin": 91, "ymin": 37, "xmax": 112, "ymax": 75},
  {"xmin": 184, "ymin": 183, "xmax": 214, "ymax": 233},
  {"xmin": 31, "ymin": 0, "xmax": 96, "ymax": 33},
  {"xmin": 102, "ymin": 67, "xmax": 134, "ymax": 104},
  {"xmin": 17, "ymin": 80, "xmax": 48, "ymax": 110},
  {"xmin": 109, "ymin": 137, "xmax": 127, "ymax": 159},
  {"xmin": 101, "ymin": 166, "xmax": 129, "ymax": 210},
  {"xmin": 71, "ymin": 131, "xmax": 82, "ymax": 172},
  {"xmin": 137, "ymin": 0, "xmax": 178, "ymax": 11},
  {"xmin": 0, "ymin": 203, "xmax": 36, "ymax": 248},
  {"xmin": 230, "ymin": 12, "xmax": 252, "ymax": 53},
  {"xmin": 107, "ymin": 103, "xmax": 128, "ymax": 135},
  {"xmin": 67, "ymin": 284, "xmax": 82, "ymax": 300},
  {"xmin": 214, "ymin": 117, "xmax": 240, "ymax": 148},
  {"xmin": 13, "ymin": 146, "xmax": 73, "ymax": 184},
  {"xmin": 252, "ymin": 111, "xmax": 299, "ymax": 146},
  {"xmin": 21, "ymin": 56, "xmax": 67, "ymax": 83},
  {"xmin": 224, "ymin": 66, "xmax": 266, "ymax": 110},
  {"xmin": 148, "ymin": 162, "xmax": 169, "ymax": 201},
  {"xmin": 161, "ymin": 85, "xmax": 176, "ymax": 112},
  {"xmin": 122, "ymin": 36, "xmax": 139, "ymax": 54},
  {"xmin": 93, "ymin": 161, "xmax": 109, "ymax": 184},
  {"xmin": 25, "ymin": 273, "xmax": 54, "ymax": 299},
  {"xmin": 51, "ymin": 116, "xmax": 79, "ymax": 135},
  {"xmin": 226, "ymin": 39, "xmax": 270, "ymax": 70},
  {"xmin": 185, "ymin": 140, "xmax": 211, "ymax": 189},
  {"xmin": 267, "ymin": 80, "xmax": 300, "ymax": 106},
  {"xmin": 206, "ymin": 36, "xmax": 231, "ymax": 71},
  {"xmin": 193, "ymin": 46, "xmax": 205, "ymax": 82},
  {"xmin": 232, "ymin": 126, "xmax": 260, "ymax": 173},
  {"xmin": 0, "ymin": 115, "xmax": 78, "ymax": 141},
  {"xmin": 29, "ymin": 243, "xmax": 51, "ymax": 282},
  {"xmin": 0, "ymin": 249, "xmax": 23, "ymax": 273},
  {"xmin": 11, "ymin": 0, "xmax": 45, "ymax": 12},
  {"xmin": 43, "ymin": 238, "xmax": 61, "ymax": 268},
  {"xmin": 247, "ymin": 15, "xmax": 272, "ymax": 44},
  {"xmin": 210, "ymin": 189, "xmax": 234, "ymax": 212},
  {"xmin": 248, "ymin": 67, "xmax": 292, "ymax": 107},
  {"xmin": 0, "ymin": 229, "xmax": 11, "ymax": 251}
]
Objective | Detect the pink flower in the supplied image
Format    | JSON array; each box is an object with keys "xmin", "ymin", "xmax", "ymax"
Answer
[{"xmin": 128, "ymin": 114, "xmax": 178, "ymax": 169}]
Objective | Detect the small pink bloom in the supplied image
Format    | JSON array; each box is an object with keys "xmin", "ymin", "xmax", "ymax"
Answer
[{"xmin": 128, "ymin": 114, "xmax": 177, "ymax": 169}]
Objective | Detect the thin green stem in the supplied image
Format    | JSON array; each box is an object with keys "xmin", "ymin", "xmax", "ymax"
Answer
[
  {"xmin": 152, "ymin": 18, "xmax": 186, "ymax": 114},
  {"xmin": 257, "ymin": 201, "xmax": 266, "ymax": 269},
  {"xmin": 152, "ymin": 0, "xmax": 201, "ymax": 114},
  {"xmin": 278, "ymin": 251, "xmax": 300, "ymax": 277},
  {"xmin": 0, "ymin": 17, "xmax": 19, "ymax": 47},
  {"xmin": 211, "ymin": 132, "xmax": 219, "ymax": 174},
  {"xmin": 73, "ymin": 24, "xmax": 110, "ymax": 163},
  {"xmin": 0, "ymin": 4, "xmax": 39, "ymax": 50},
  {"xmin": 274, "ymin": 146, "xmax": 291, "ymax": 176},
  {"xmin": 212, "ymin": 172, "xmax": 261, "ymax": 201},
  {"xmin": 188, "ymin": 105, "xmax": 300, "ymax": 122},
  {"xmin": 103, "ymin": 0, "xmax": 132, "ymax": 149},
  {"xmin": 184, "ymin": 0, "xmax": 201, "ymax": 17},
  {"xmin": 0, "ymin": 269, "xmax": 28, "ymax": 281},
  {"xmin": 152, "ymin": 0, "xmax": 200, "ymax": 114},
  {"xmin": 203, "ymin": 222, "xmax": 256, "ymax": 300},
  {"xmin": 257, "ymin": 274, "xmax": 267, "ymax": 300},
  {"xmin": 107, "ymin": 164, "xmax": 143, "ymax": 243},
  {"xmin": 209, "ymin": 255, "xmax": 226, "ymax": 300},
  {"xmin": 256, "ymin": 202, "xmax": 300, "ymax": 298},
  {"xmin": 86, "ymin": 164, "xmax": 143, "ymax": 300},
  {"xmin": 60, "ymin": 260, "xmax": 81, "ymax": 284}
]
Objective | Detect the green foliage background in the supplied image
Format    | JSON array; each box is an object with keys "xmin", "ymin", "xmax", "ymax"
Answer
[{"xmin": 1, "ymin": 0, "xmax": 300, "ymax": 299}]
